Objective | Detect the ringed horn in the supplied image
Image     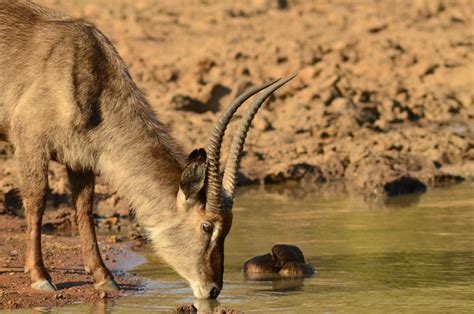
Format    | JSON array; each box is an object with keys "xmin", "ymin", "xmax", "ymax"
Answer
[{"xmin": 206, "ymin": 74, "xmax": 297, "ymax": 212}]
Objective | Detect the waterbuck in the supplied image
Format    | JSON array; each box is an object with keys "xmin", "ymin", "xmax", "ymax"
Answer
[{"xmin": 0, "ymin": 0, "xmax": 294, "ymax": 299}]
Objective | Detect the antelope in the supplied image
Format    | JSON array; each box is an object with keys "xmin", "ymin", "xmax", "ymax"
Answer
[{"xmin": 0, "ymin": 0, "xmax": 294, "ymax": 299}]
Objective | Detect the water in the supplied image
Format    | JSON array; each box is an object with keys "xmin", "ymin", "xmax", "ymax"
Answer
[{"xmin": 12, "ymin": 183, "xmax": 474, "ymax": 313}]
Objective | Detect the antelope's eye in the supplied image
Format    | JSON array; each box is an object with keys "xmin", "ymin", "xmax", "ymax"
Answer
[{"xmin": 202, "ymin": 222, "xmax": 213, "ymax": 233}]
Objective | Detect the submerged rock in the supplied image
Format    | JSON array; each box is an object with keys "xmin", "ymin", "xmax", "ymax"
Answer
[
  {"xmin": 278, "ymin": 261, "xmax": 315, "ymax": 277},
  {"xmin": 176, "ymin": 304, "xmax": 197, "ymax": 313},
  {"xmin": 243, "ymin": 244, "xmax": 315, "ymax": 279},
  {"xmin": 242, "ymin": 253, "xmax": 276, "ymax": 274}
]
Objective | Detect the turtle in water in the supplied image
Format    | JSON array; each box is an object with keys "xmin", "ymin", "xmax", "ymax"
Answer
[{"xmin": 243, "ymin": 244, "xmax": 315, "ymax": 279}]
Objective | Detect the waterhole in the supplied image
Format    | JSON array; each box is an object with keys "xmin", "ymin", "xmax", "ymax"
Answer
[{"xmin": 11, "ymin": 183, "xmax": 474, "ymax": 313}]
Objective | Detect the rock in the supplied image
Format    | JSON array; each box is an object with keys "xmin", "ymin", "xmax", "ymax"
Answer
[
  {"xmin": 271, "ymin": 244, "xmax": 305, "ymax": 266},
  {"xmin": 243, "ymin": 253, "xmax": 275, "ymax": 275},
  {"xmin": 345, "ymin": 153, "xmax": 428, "ymax": 197},
  {"xmin": 276, "ymin": 0, "xmax": 289, "ymax": 10},
  {"xmin": 321, "ymin": 154, "xmax": 347, "ymax": 181},
  {"xmin": 4, "ymin": 189, "xmax": 22, "ymax": 213},
  {"xmin": 98, "ymin": 216, "xmax": 121, "ymax": 231},
  {"xmin": 171, "ymin": 84, "xmax": 231, "ymax": 113},
  {"xmin": 243, "ymin": 244, "xmax": 314, "ymax": 279},
  {"xmin": 383, "ymin": 176, "xmax": 427, "ymax": 197},
  {"xmin": 210, "ymin": 306, "xmax": 242, "ymax": 314},
  {"xmin": 43, "ymin": 208, "xmax": 77, "ymax": 232},
  {"xmin": 176, "ymin": 304, "xmax": 197, "ymax": 313},
  {"xmin": 356, "ymin": 105, "xmax": 380, "ymax": 127},
  {"xmin": 329, "ymin": 97, "xmax": 355, "ymax": 112},
  {"xmin": 432, "ymin": 173, "xmax": 465, "ymax": 186},
  {"xmin": 279, "ymin": 262, "xmax": 315, "ymax": 277},
  {"xmin": 171, "ymin": 95, "xmax": 205, "ymax": 113}
]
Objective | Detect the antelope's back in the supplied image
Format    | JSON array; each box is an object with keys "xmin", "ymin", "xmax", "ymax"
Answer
[
  {"xmin": 0, "ymin": 0, "xmax": 69, "ymax": 90},
  {"xmin": 0, "ymin": 0, "xmax": 114, "ymax": 141}
]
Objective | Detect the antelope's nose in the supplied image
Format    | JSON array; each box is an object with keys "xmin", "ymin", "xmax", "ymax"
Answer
[{"xmin": 209, "ymin": 286, "xmax": 220, "ymax": 299}]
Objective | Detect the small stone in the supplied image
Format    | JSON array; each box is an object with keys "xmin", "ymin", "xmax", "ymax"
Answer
[
  {"xmin": 330, "ymin": 97, "xmax": 354, "ymax": 112},
  {"xmin": 107, "ymin": 235, "xmax": 121, "ymax": 243},
  {"xmin": 175, "ymin": 304, "xmax": 197, "ymax": 313}
]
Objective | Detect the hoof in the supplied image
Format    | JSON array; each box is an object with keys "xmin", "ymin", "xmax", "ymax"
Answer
[
  {"xmin": 31, "ymin": 279, "xmax": 57, "ymax": 291},
  {"xmin": 94, "ymin": 278, "xmax": 119, "ymax": 291}
]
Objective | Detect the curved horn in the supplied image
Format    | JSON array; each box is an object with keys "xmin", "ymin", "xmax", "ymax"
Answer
[
  {"xmin": 206, "ymin": 79, "xmax": 280, "ymax": 212},
  {"xmin": 222, "ymin": 74, "xmax": 297, "ymax": 209}
]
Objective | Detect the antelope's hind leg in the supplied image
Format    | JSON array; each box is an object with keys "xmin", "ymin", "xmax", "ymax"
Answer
[
  {"xmin": 67, "ymin": 168, "xmax": 119, "ymax": 291},
  {"xmin": 16, "ymin": 148, "xmax": 56, "ymax": 291}
]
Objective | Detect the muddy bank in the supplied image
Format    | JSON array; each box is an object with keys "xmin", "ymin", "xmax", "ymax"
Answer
[
  {"xmin": 0, "ymin": 0, "xmax": 457, "ymax": 198},
  {"xmin": 0, "ymin": 214, "xmax": 144, "ymax": 310}
]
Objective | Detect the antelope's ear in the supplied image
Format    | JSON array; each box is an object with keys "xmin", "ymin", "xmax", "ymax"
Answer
[{"xmin": 179, "ymin": 148, "xmax": 207, "ymax": 202}]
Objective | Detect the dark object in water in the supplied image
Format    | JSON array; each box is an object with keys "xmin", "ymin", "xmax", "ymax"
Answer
[
  {"xmin": 243, "ymin": 244, "xmax": 315, "ymax": 279},
  {"xmin": 384, "ymin": 176, "xmax": 426, "ymax": 196},
  {"xmin": 176, "ymin": 304, "xmax": 197, "ymax": 313},
  {"xmin": 272, "ymin": 244, "xmax": 305, "ymax": 266}
]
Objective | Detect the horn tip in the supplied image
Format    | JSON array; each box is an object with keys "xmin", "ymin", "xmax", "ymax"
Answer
[{"xmin": 282, "ymin": 73, "xmax": 298, "ymax": 82}]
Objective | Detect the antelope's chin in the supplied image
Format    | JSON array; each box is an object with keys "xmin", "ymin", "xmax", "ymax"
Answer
[
  {"xmin": 190, "ymin": 281, "xmax": 218, "ymax": 299},
  {"xmin": 190, "ymin": 282, "xmax": 207, "ymax": 299}
]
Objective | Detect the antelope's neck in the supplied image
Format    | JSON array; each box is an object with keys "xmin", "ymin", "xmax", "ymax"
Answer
[{"xmin": 96, "ymin": 89, "xmax": 186, "ymax": 227}]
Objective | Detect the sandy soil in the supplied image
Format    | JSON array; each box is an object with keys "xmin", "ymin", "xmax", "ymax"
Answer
[
  {"xmin": 0, "ymin": 0, "xmax": 473, "ymax": 310},
  {"xmin": 0, "ymin": 215, "xmax": 144, "ymax": 310}
]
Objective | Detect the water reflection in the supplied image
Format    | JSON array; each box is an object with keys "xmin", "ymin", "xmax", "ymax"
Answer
[
  {"xmin": 237, "ymin": 181, "xmax": 427, "ymax": 209},
  {"xmin": 192, "ymin": 299, "xmax": 220, "ymax": 312},
  {"xmin": 382, "ymin": 192, "xmax": 422, "ymax": 208},
  {"xmin": 237, "ymin": 181, "xmax": 347, "ymax": 202},
  {"xmin": 30, "ymin": 299, "xmax": 117, "ymax": 314},
  {"xmin": 271, "ymin": 278, "xmax": 305, "ymax": 292},
  {"xmin": 237, "ymin": 181, "xmax": 384, "ymax": 201},
  {"xmin": 244, "ymin": 273, "xmax": 313, "ymax": 292}
]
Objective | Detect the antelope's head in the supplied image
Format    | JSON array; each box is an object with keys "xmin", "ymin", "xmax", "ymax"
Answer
[{"xmin": 154, "ymin": 76, "xmax": 295, "ymax": 299}]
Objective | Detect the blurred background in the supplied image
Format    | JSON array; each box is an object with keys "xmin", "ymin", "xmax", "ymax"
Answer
[{"xmin": 1, "ymin": 0, "xmax": 471, "ymax": 199}]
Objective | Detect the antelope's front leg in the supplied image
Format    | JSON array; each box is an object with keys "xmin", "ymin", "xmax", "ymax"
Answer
[
  {"xmin": 17, "ymin": 149, "xmax": 56, "ymax": 291},
  {"xmin": 67, "ymin": 168, "xmax": 119, "ymax": 291}
]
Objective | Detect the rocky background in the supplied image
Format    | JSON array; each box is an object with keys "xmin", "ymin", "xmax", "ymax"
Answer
[{"xmin": 0, "ymin": 0, "xmax": 473, "ymax": 224}]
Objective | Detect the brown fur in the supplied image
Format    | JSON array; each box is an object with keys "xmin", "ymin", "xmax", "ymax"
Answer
[{"xmin": 0, "ymin": 0, "xmax": 231, "ymax": 299}]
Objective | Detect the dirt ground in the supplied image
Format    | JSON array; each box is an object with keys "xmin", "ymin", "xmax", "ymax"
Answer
[
  {"xmin": 0, "ymin": 215, "xmax": 144, "ymax": 310},
  {"xmin": 6, "ymin": 0, "xmax": 471, "ymax": 194},
  {"xmin": 0, "ymin": 0, "xmax": 473, "ymax": 310}
]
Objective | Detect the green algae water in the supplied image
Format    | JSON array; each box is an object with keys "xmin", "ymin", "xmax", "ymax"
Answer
[{"xmin": 11, "ymin": 183, "xmax": 474, "ymax": 313}]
